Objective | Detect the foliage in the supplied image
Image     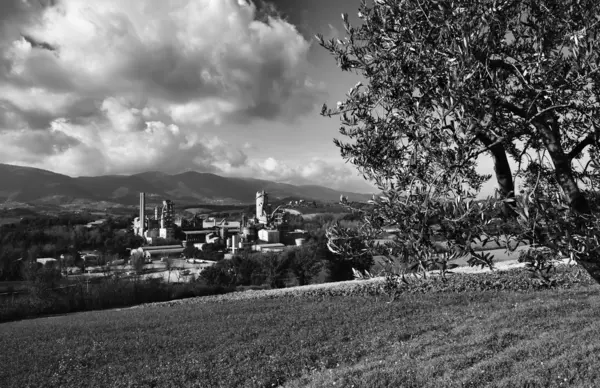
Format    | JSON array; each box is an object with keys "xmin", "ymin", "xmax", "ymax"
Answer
[
  {"xmin": 163, "ymin": 257, "xmax": 173, "ymax": 284},
  {"xmin": 319, "ymin": 0, "xmax": 600, "ymax": 284},
  {"xmin": 201, "ymin": 252, "xmax": 291, "ymax": 288},
  {"xmin": 182, "ymin": 244, "xmax": 198, "ymax": 259},
  {"xmin": 518, "ymin": 247, "xmax": 564, "ymax": 287},
  {"xmin": 285, "ymin": 244, "xmax": 323, "ymax": 286},
  {"xmin": 199, "ymin": 241, "xmax": 349, "ymax": 288},
  {"xmin": 231, "ymin": 253, "xmax": 264, "ymax": 286},
  {"xmin": 20, "ymin": 261, "xmax": 62, "ymax": 297},
  {"xmin": 325, "ymin": 222, "xmax": 374, "ymax": 281},
  {"xmin": 200, "ymin": 260, "xmax": 236, "ymax": 287},
  {"xmin": 129, "ymin": 251, "xmax": 146, "ymax": 275},
  {"xmin": 205, "ymin": 265, "xmax": 595, "ymax": 300},
  {"xmin": 261, "ymin": 252, "xmax": 290, "ymax": 288},
  {"xmin": 0, "ymin": 277, "xmax": 234, "ymax": 323},
  {"xmin": 0, "ymin": 215, "xmax": 143, "ymax": 280}
]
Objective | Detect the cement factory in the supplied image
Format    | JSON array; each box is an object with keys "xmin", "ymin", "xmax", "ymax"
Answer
[
  {"xmin": 133, "ymin": 194, "xmax": 175, "ymax": 243},
  {"xmin": 132, "ymin": 190, "xmax": 308, "ymax": 259}
]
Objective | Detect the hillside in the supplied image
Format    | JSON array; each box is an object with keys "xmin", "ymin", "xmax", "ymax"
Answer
[
  {"xmin": 0, "ymin": 164, "xmax": 373, "ymax": 207},
  {"xmin": 2, "ymin": 276, "xmax": 600, "ymax": 387}
]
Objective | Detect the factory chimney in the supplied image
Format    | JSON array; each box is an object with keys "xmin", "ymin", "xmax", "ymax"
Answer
[
  {"xmin": 139, "ymin": 192, "xmax": 145, "ymax": 237},
  {"xmin": 256, "ymin": 190, "xmax": 268, "ymax": 224}
]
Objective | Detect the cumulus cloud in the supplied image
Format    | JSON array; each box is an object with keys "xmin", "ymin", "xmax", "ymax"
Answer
[
  {"xmin": 234, "ymin": 157, "xmax": 376, "ymax": 193},
  {"xmin": 1, "ymin": 117, "xmax": 251, "ymax": 177},
  {"xmin": 0, "ymin": 0, "xmax": 323, "ymax": 177}
]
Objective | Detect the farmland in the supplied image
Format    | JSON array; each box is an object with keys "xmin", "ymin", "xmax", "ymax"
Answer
[{"xmin": 2, "ymin": 267, "xmax": 600, "ymax": 388}]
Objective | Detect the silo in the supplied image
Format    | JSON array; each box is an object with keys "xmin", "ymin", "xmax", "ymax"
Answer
[
  {"xmin": 139, "ymin": 192, "xmax": 145, "ymax": 237},
  {"xmin": 226, "ymin": 237, "xmax": 232, "ymax": 248},
  {"xmin": 231, "ymin": 235, "xmax": 239, "ymax": 254},
  {"xmin": 256, "ymin": 191, "xmax": 264, "ymax": 220},
  {"xmin": 220, "ymin": 227, "xmax": 228, "ymax": 240}
]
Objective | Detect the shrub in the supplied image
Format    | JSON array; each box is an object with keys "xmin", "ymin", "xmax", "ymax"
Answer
[
  {"xmin": 201, "ymin": 260, "xmax": 235, "ymax": 287},
  {"xmin": 285, "ymin": 245, "xmax": 322, "ymax": 286},
  {"xmin": 0, "ymin": 277, "xmax": 235, "ymax": 323},
  {"xmin": 518, "ymin": 247, "xmax": 562, "ymax": 287},
  {"xmin": 261, "ymin": 252, "xmax": 289, "ymax": 289}
]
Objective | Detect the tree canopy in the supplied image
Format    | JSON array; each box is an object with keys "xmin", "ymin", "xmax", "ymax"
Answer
[{"xmin": 320, "ymin": 0, "xmax": 600, "ymax": 282}]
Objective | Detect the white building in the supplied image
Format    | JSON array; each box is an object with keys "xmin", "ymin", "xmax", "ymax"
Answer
[
  {"xmin": 258, "ymin": 229, "xmax": 280, "ymax": 244},
  {"xmin": 36, "ymin": 258, "xmax": 57, "ymax": 265}
]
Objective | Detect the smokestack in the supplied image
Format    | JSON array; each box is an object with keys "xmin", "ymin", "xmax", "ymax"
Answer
[
  {"xmin": 139, "ymin": 192, "xmax": 145, "ymax": 237},
  {"xmin": 256, "ymin": 191, "xmax": 264, "ymax": 220}
]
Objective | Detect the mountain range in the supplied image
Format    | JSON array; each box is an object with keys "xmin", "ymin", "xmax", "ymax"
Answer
[{"xmin": 0, "ymin": 163, "xmax": 374, "ymax": 207}]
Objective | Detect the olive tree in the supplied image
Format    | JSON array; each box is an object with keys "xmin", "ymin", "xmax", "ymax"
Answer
[{"xmin": 319, "ymin": 0, "xmax": 600, "ymax": 282}]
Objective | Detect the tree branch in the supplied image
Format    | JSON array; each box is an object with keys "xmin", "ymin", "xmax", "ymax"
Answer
[
  {"xmin": 568, "ymin": 133, "xmax": 597, "ymax": 160},
  {"xmin": 475, "ymin": 132, "xmax": 515, "ymax": 200},
  {"xmin": 473, "ymin": 50, "xmax": 520, "ymax": 73},
  {"xmin": 527, "ymin": 104, "xmax": 570, "ymax": 124},
  {"xmin": 472, "ymin": 50, "xmax": 530, "ymax": 88},
  {"xmin": 469, "ymin": 137, "xmax": 505, "ymax": 159},
  {"xmin": 496, "ymin": 99, "xmax": 529, "ymax": 119}
]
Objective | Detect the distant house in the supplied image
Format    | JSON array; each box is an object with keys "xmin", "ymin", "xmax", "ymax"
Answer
[
  {"xmin": 82, "ymin": 254, "xmax": 100, "ymax": 264},
  {"xmin": 36, "ymin": 258, "xmax": 57, "ymax": 266},
  {"xmin": 252, "ymin": 243, "xmax": 285, "ymax": 252},
  {"xmin": 132, "ymin": 245, "xmax": 184, "ymax": 259},
  {"xmin": 183, "ymin": 230, "xmax": 213, "ymax": 244},
  {"xmin": 85, "ymin": 219, "xmax": 107, "ymax": 229},
  {"xmin": 201, "ymin": 219, "xmax": 241, "ymax": 229}
]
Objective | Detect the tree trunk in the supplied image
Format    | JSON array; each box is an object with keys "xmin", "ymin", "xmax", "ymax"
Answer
[
  {"xmin": 476, "ymin": 133, "xmax": 515, "ymax": 198},
  {"xmin": 533, "ymin": 120, "xmax": 590, "ymax": 214},
  {"xmin": 476, "ymin": 133, "xmax": 515, "ymax": 218},
  {"xmin": 534, "ymin": 119, "xmax": 600, "ymax": 282},
  {"xmin": 572, "ymin": 259, "xmax": 600, "ymax": 282}
]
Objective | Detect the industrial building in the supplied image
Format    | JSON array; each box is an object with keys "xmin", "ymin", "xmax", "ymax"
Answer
[
  {"xmin": 258, "ymin": 229, "xmax": 280, "ymax": 244},
  {"xmin": 183, "ymin": 190, "xmax": 307, "ymax": 254},
  {"xmin": 182, "ymin": 230, "xmax": 213, "ymax": 244},
  {"xmin": 133, "ymin": 190, "xmax": 308, "ymax": 258},
  {"xmin": 201, "ymin": 218, "xmax": 241, "ymax": 229},
  {"xmin": 132, "ymin": 245, "xmax": 185, "ymax": 259},
  {"xmin": 133, "ymin": 193, "xmax": 176, "ymax": 244},
  {"xmin": 36, "ymin": 258, "xmax": 58, "ymax": 266},
  {"xmin": 253, "ymin": 243, "xmax": 285, "ymax": 252}
]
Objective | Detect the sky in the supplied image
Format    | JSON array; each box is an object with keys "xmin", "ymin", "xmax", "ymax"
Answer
[{"xmin": 0, "ymin": 0, "xmax": 497, "ymax": 195}]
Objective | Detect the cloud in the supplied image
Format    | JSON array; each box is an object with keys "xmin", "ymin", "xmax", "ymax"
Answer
[
  {"xmin": 232, "ymin": 157, "xmax": 377, "ymax": 193},
  {"xmin": 0, "ymin": 117, "xmax": 250, "ymax": 177},
  {"xmin": 0, "ymin": 0, "xmax": 324, "ymax": 176},
  {"xmin": 6, "ymin": 0, "xmax": 322, "ymax": 122}
]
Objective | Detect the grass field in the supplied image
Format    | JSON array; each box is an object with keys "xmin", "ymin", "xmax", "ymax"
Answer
[{"xmin": 2, "ymin": 281, "xmax": 600, "ymax": 388}]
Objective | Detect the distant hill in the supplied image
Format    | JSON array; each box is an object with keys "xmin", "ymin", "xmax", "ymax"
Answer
[{"xmin": 0, "ymin": 164, "xmax": 374, "ymax": 207}]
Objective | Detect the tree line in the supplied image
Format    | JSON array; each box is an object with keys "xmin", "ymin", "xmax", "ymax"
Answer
[{"xmin": 0, "ymin": 214, "xmax": 143, "ymax": 280}]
